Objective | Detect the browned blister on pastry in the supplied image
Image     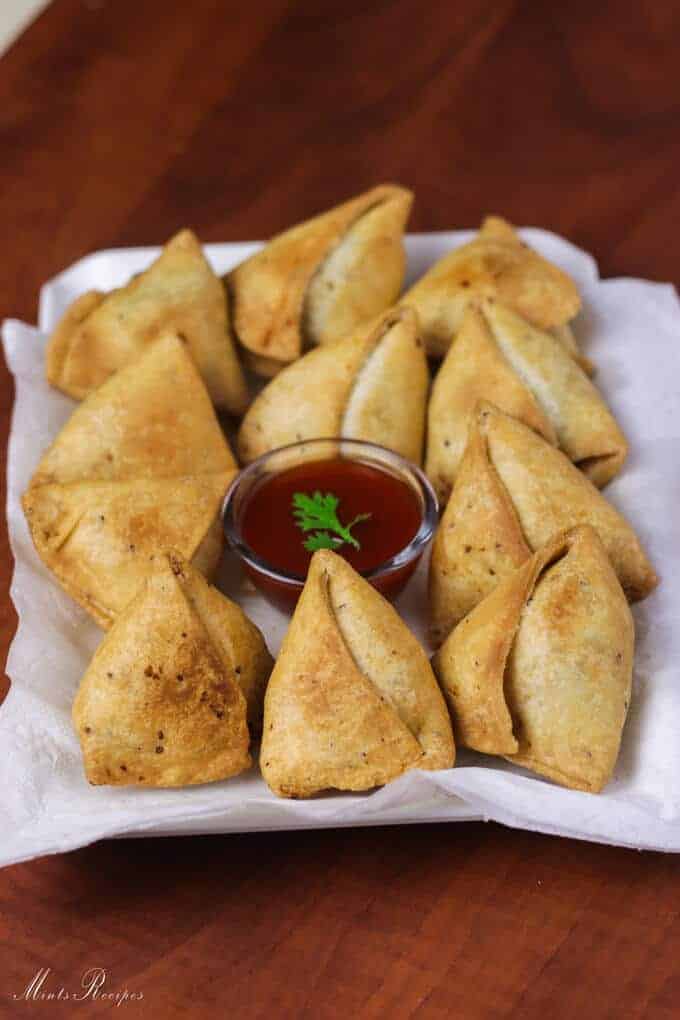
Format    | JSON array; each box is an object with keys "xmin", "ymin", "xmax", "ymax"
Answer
[
  {"xmin": 227, "ymin": 185, "xmax": 413, "ymax": 376},
  {"xmin": 429, "ymin": 403, "xmax": 657, "ymax": 641},
  {"xmin": 260, "ymin": 549, "xmax": 454, "ymax": 798},
  {"xmin": 24, "ymin": 334, "xmax": 237, "ymax": 628},
  {"xmin": 72, "ymin": 554, "xmax": 273, "ymax": 787},
  {"xmin": 426, "ymin": 301, "xmax": 627, "ymax": 505},
  {"xmin": 433, "ymin": 526, "xmax": 634, "ymax": 793},
  {"xmin": 402, "ymin": 215, "xmax": 585, "ymax": 365},
  {"xmin": 46, "ymin": 229, "xmax": 249, "ymax": 413},
  {"xmin": 237, "ymin": 306, "xmax": 428, "ymax": 464}
]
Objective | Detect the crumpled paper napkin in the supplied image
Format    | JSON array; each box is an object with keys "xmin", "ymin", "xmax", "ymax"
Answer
[{"xmin": 2, "ymin": 230, "xmax": 679, "ymax": 867}]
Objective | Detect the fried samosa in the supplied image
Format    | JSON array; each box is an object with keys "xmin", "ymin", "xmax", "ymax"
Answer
[
  {"xmin": 260, "ymin": 549, "xmax": 454, "ymax": 798},
  {"xmin": 46, "ymin": 229, "xmax": 249, "ymax": 413},
  {"xmin": 401, "ymin": 215, "xmax": 583, "ymax": 363},
  {"xmin": 24, "ymin": 334, "xmax": 237, "ymax": 628},
  {"xmin": 432, "ymin": 527, "xmax": 634, "ymax": 793},
  {"xmin": 426, "ymin": 301, "xmax": 627, "ymax": 504},
  {"xmin": 227, "ymin": 184, "xmax": 413, "ymax": 376},
  {"xmin": 429, "ymin": 403, "xmax": 657, "ymax": 643},
  {"xmin": 72, "ymin": 554, "xmax": 273, "ymax": 787},
  {"xmin": 237, "ymin": 306, "xmax": 428, "ymax": 464}
]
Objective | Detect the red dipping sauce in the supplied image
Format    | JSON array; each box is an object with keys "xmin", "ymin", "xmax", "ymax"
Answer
[
  {"xmin": 243, "ymin": 458, "xmax": 421, "ymax": 577},
  {"xmin": 223, "ymin": 440, "xmax": 438, "ymax": 613}
]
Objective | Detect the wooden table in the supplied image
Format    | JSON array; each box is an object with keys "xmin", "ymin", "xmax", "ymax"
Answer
[{"xmin": 1, "ymin": 2, "xmax": 678, "ymax": 1016}]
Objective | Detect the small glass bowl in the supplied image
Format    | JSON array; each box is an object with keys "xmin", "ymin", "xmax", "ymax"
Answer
[{"xmin": 222, "ymin": 438, "xmax": 438, "ymax": 613}]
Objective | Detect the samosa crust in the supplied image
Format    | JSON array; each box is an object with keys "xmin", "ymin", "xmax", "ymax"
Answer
[
  {"xmin": 429, "ymin": 403, "xmax": 657, "ymax": 639},
  {"xmin": 228, "ymin": 185, "xmax": 412, "ymax": 375},
  {"xmin": 34, "ymin": 332, "xmax": 236, "ymax": 486},
  {"xmin": 402, "ymin": 215, "xmax": 582, "ymax": 361},
  {"xmin": 237, "ymin": 306, "xmax": 428, "ymax": 464},
  {"xmin": 426, "ymin": 304, "xmax": 555, "ymax": 505},
  {"xmin": 24, "ymin": 335, "xmax": 236, "ymax": 627},
  {"xmin": 261, "ymin": 550, "xmax": 454, "ymax": 798},
  {"xmin": 46, "ymin": 229, "xmax": 249, "ymax": 413},
  {"xmin": 425, "ymin": 301, "xmax": 627, "ymax": 504},
  {"xmin": 23, "ymin": 474, "xmax": 232, "ymax": 629},
  {"xmin": 429, "ymin": 421, "xmax": 531, "ymax": 645},
  {"xmin": 72, "ymin": 555, "xmax": 272, "ymax": 787},
  {"xmin": 433, "ymin": 527, "xmax": 634, "ymax": 792}
]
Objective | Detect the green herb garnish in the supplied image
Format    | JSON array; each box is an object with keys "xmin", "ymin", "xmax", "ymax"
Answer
[{"xmin": 292, "ymin": 491, "xmax": 372, "ymax": 553}]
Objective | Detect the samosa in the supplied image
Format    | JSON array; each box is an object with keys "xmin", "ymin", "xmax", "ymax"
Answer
[
  {"xmin": 73, "ymin": 554, "xmax": 273, "ymax": 787},
  {"xmin": 401, "ymin": 215, "xmax": 584, "ymax": 364},
  {"xmin": 426, "ymin": 300, "xmax": 627, "ymax": 504},
  {"xmin": 261, "ymin": 549, "xmax": 454, "ymax": 798},
  {"xmin": 432, "ymin": 527, "xmax": 634, "ymax": 793},
  {"xmin": 227, "ymin": 184, "xmax": 413, "ymax": 376},
  {"xmin": 46, "ymin": 229, "xmax": 249, "ymax": 414},
  {"xmin": 429, "ymin": 403, "xmax": 657, "ymax": 643},
  {"xmin": 237, "ymin": 306, "xmax": 428, "ymax": 465},
  {"xmin": 23, "ymin": 334, "xmax": 237, "ymax": 628}
]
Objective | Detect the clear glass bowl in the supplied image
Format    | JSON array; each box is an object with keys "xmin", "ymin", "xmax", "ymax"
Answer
[{"xmin": 222, "ymin": 438, "xmax": 438, "ymax": 613}]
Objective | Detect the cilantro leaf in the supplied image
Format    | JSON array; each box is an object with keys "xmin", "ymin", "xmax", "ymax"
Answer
[
  {"xmin": 302, "ymin": 532, "xmax": 342, "ymax": 552},
  {"xmin": 292, "ymin": 491, "xmax": 371, "ymax": 552}
]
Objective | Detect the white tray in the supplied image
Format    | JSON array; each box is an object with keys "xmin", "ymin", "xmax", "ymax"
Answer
[{"xmin": 2, "ymin": 230, "xmax": 680, "ymax": 866}]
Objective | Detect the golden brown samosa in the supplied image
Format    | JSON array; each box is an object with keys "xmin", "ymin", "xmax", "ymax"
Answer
[
  {"xmin": 432, "ymin": 527, "xmax": 634, "ymax": 793},
  {"xmin": 426, "ymin": 301, "xmax": 627, "ymax": 504},
  {"xmin": 401, "ymin": 215, "xmax": 583, "ymax": 363},
  {"xmin": 46, "ymin": 229, "xmax": 249, "ymax": 414},
  {"xmin": 72, "ymin": 554, "xmax": 273, "ymax": 787},
  {"xmin": 227, "ymin": 185, "xmax": 413, "ymax": 377},
  {"xmin": 23, "ymin": 334, "xmax": 237, "ymax": 628},
  {"xmin": 429, "ymin": 403, "xmax": 657, "ymax": 643},
  {"xmin": 237, "ymin": 306, "xmax": 428, "ymax": 464},
  {"xmin": 260, "ymin": 549, "xmax": 454, "ymax": 798}
]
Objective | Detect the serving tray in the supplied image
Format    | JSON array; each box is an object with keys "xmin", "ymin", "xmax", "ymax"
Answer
[{"xmin": 2, "ymin": 230, "xmax": 679, "ymax": 866}]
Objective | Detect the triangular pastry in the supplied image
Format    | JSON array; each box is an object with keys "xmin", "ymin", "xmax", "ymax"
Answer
[
  {"xmin": 227, "ymin": 185, "xmax": 413, "ymax": 376},
  {"xmin": 72, "ymin": 554, "xmax": 273, "ymax": 787},
  {"xmin": 433, "ymin": 527, "xmax": 634, "ymax": 793},
  {"xmin": 24, "ymin": 334, "xmax": 237, "ymax": 627},
  {"xmin": 261, "ymin": 550, "xmax": 454, "ymax": 797},
  {"xmin": 429, "ymin": 403, "xmax": 657, "ymax": 642},
  {"xmin": 46, "ymin": 229, "xmax": 249, "ymax": 413},
  {"xmin": 402, "ymin": 215, "xmax": 584, "ymax": 363},
  {"xmin": 426, "ymin": 300, "xmax": 626, "ymax": 504},
  {"xmin": 237, "ymin": 306, "xmax": 428, "ymax": 464}
]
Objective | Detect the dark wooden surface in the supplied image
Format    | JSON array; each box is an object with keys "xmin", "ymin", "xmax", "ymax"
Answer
[{"xmin": 1, "ymin": 2, "xmax": 679, "ymax": 1017}]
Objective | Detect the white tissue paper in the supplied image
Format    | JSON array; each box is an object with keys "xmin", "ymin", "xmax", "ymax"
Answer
[{"xmin": 2, "ymin": 230, "xmax": 679, "ymax": 868}]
